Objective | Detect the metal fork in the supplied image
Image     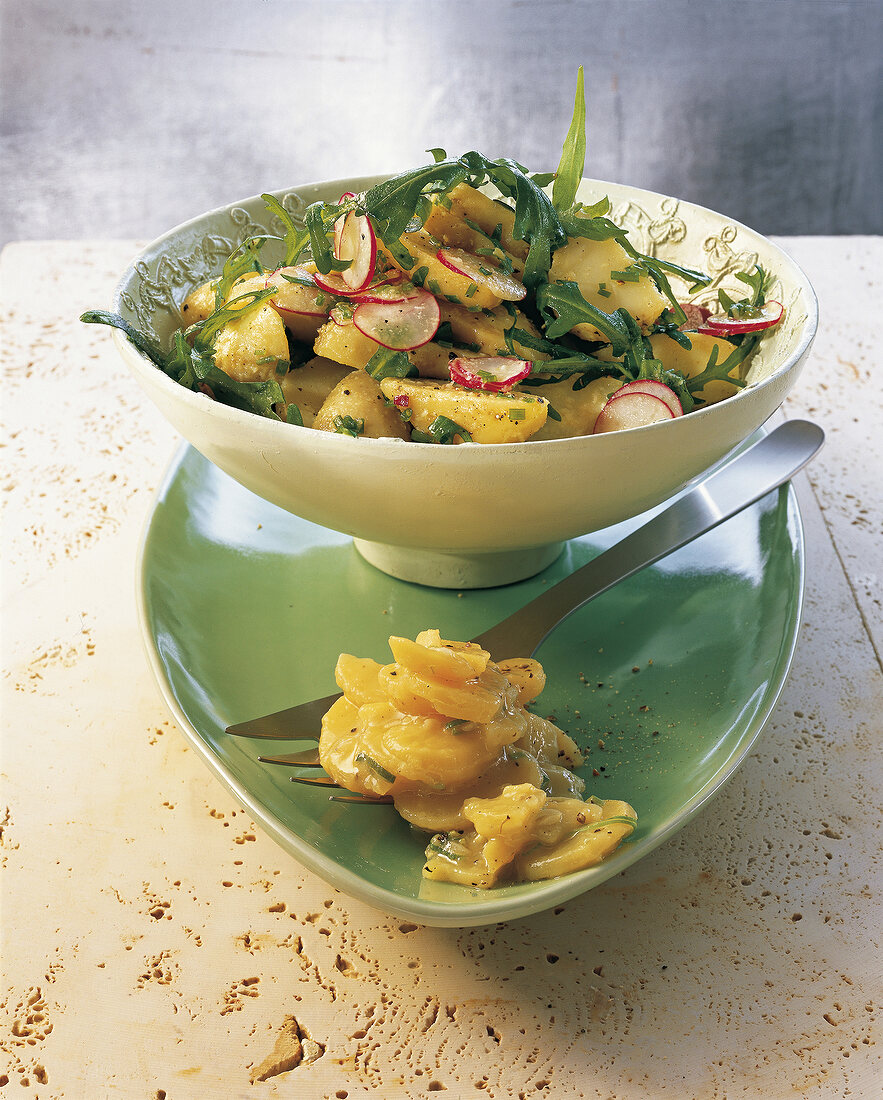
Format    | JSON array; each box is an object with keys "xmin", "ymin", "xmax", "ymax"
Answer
[{"xmin": 226, "ymin": 420, "xmax": 823, "ymax": 795}]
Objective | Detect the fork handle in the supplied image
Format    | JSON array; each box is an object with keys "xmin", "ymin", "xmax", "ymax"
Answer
[{"xmin": 472, "ymin": 420, "xmax": 823, "ymax": 659}]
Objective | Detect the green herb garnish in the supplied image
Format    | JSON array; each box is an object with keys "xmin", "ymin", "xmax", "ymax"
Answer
[
  {"xmin": 354, "ymin": 752, "xmax": 395, "ymax": 783},
  {"xmin": 332, "ymin": 414, "xmax": 365, "ymax": 437}
]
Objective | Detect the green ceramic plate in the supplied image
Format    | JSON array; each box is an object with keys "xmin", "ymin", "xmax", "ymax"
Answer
[{"xmin": 138, "ymin": 444, "xmax": 805, "ymax": 927}]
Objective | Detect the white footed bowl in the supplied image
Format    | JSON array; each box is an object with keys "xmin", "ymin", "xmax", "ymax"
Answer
[{"xmin": 112, "ymin": 175, "xmax": 817, "ymax": 588}]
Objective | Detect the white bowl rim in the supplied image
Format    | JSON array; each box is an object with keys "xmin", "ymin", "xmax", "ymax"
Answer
[{"xmin": 112, "ymin": 172, "xmax": 819, "ymax": 453}]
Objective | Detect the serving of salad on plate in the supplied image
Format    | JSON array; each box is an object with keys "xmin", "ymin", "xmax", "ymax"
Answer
[{"xmin": 83, "ymin": 69, "xmax": 784, "ymax": 446}]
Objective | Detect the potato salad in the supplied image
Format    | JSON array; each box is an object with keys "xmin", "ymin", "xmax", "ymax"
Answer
[
  {"xmin": 320, "ymin": 630, "xmax": 636, "ymax": 889},
  {"xmin": 84, "ymin": 71, "xmax": 783, "ymax": 443}
]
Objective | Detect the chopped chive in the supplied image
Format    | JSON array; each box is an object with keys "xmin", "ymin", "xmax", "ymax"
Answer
[{"xmin": 354, "ymin": 752, "xmax": 395, "ymax": 783}]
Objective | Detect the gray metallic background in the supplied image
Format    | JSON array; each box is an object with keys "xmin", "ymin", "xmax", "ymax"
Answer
[{"xmin": 1, "ymin": 0, "xmax": 880, "ymax": 248}]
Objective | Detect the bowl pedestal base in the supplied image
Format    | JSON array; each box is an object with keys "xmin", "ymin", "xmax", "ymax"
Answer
[{"xmin": 353, "ymin": 539, "xmax": 565, "ymax": 589}]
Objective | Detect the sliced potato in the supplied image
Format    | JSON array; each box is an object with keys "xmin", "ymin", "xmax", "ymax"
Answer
[
  {"xmin": 649, "ymin": 332, "xmax": 740, "ymax": 405},
  {"xmin": 179, "ymin": 278, "xmax": 216, "ymax": 325},
  {"xmin": 378, "ymin": 378, "xmax": 547, "ymax": 444},
  {"xmin": 313, "ymin": 317, "xmax": 384, "ymax": 369},
  {"xmin": 423, "ymin": 200, "xmax": 525, "ymax": 276},
  {"xmin": 549, "ymin": 232, "xmax": 667, "ymax": 340},
  {"xmin": 445, "ymin": 183, "xmax": 529, "ymax": 261},
  {"xmin": 278, "ymin": 356, "xmax": 351, "ymax": 427},
  {"xmin": 266, "ymin": 263, "xmax": 331, "ymax": 343},
  {"xmin": 313, "ymin": 369, "xmax": 411, "ymax": 439},
  {"xmin": 382, "ymin": 230, "xmax": 503, "ymax": 310},
  {"xmin": 213, "ymin": 301, "xmax": 290, "ymax": 384},
  {"xmin": 524, "ymin": 374, "xmax": 623, "ymax": 440}
]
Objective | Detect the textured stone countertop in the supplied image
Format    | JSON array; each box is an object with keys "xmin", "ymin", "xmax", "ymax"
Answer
[{"xmin": 1, "ymin": 239, "xmax": 880, "ymax": 1098}]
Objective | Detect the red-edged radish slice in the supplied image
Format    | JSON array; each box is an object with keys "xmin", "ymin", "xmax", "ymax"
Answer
[
  {"xmin": 449, "ymin": 356, "xmax": 531, "ymax": 392},
  {"xmin": 593, "ymin": 392, "xmax": 674, "ymax": 434},
  {"xmin": 436, "ymin": 247, "xmax": 527, "ymax": 302},
  {"xmin": 333, "ymin": 210, "xmax": 377, "ymax": 292},
  {"xmin": 678, "ymin": 302, "xmax": 712, "ymax": 329},
  {"xmin": 329, "ymin": 306, "xmax": 355, "ymax": 327},
  {"xmin": 697, "ymin": 300, "xmax": 784, "ymax": 336},
  {"xmin": 609, "ymin": 379, "xmax": 683, "ymax": 417},
  {"xmin": 264, "ymin": 268, "xmax": 329, "ymax": 318},
  {"xmin": 353, "ymin": 289, "xmax": 441, "ymax": 350},
  {"xmin": 313, "ymin": 269, "xmax": 353, "ymax": 295},
  {"xmin": 349, "ymin": 283, "xmax": 415, "ymax": 305},
  {"xmin": 337, "ymin": 191, "xmax": 357, "ymax": 203}
]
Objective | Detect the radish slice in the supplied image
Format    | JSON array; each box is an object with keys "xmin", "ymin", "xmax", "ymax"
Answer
[
  {"xmin": 313, "ymin": 269, "xmax": 353, "ymax": 295},
  {"xmin": 353, "ymin": 289, "xmax": 441, "ymax": 350},
  {"xmin": 264, "ymin": 268, "xmax": 329, "ymax": 318},
  {"xmin": 349, "ymin": 283, "xmax": 414, "ymax": 305},
  {"xmin": 697, "ymin": 300, "xmax": 784, "ymax": 336},
  {"xmin": 436, "ymin": 247, "xmax": 527, "ymax": 302},
  {"xmin": 329, "ymin": 306, "xmax": 354, "ymax": 327},
  {"xmin": 609, "ymin": 379, "xmax": 683, "ymax": 417},
  {"xmin": 449, "ymin": 356, "xmax": 531, "ymax": 391},
  {"xmin": 593, "ymin": 392, "xmax": 674, "ymax": 434},
  {"xmin": 334, "ymin": 210, "xmax": 377, "ymax": 292},
  {"xmin": 678, "ymin": 302, "xmax": 712, "ymax": 329}
]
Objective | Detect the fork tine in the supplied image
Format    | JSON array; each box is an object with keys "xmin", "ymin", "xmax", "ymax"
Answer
[
  {"xmin": 258, "ymin": 749, "xmax": 322, "ymax": 767},
  {"xmin": 330, "ymin": 794, "xmax": 394, "ymax": 805},
  {"xmin": 290, "ymin": 774, "xmax": 340, "ymax": 788},
  {"xmin": 225, "ymin": 692, "xmax": 340, "ymax": 739}
]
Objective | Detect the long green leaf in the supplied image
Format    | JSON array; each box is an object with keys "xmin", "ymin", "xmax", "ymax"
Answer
[{"xmin": 552, "ymin": 67, "xmax": 586, "ymax": 212}]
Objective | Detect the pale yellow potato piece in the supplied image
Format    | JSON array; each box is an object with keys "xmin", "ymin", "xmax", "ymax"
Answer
[
  {"xmin": 393, "ymin": 746, "xmax": 548, "ymax": 833},
  {"xmin": 334, "ymin": 653, "xmax": 386, "ymax": 706},
  {"xmin": 424, "ymin": 784, "xmax": 550, "ymax": 888},
  {"xmin": 549, "ymin": 232, "xmax": 667, "ymax": 341},
  {"xmin": 525, "ymin": 374, "xmax": 624, "ymax": 440},
  {"xmin": 445, "ymin": 183, "xmax": 529, "ymax": 261},
  {"xmin": 441, "ymin": 300, "xmax": 548, "ymax": 360},
  {"xmin": 277, "ymin": 356, "xmax": 351, "ymax": 428},
  {"xmin": 413, "ymin": 630, "xmax": 491, "ymax": 676},
  {"xmin": 390, "ymin": 634, "xmax": 489, "ymax": 683},
  {"xmin": 649, "ymin": 331, "xmax": 740, "ymax": 405},
  {"xmin": 312, "ymin": 316, "xmax": 382, "ymax": 369},
  {"xmin": 378, "ymin": 378, "xmax": 548, "ymax": 444},
  {"xmin": 400, "ymin": 301, "xmax": 549, "ymax": 381},
  {"xmin": 383, "ymin": 230, "xmax": 503, "ymax": 310},
  {"xmin": 313, "ymin": 370, "xmax": 411, "ymax": 440},
  {"xmin": 180, "ymin": 278, "xmax": 217, "ymax": 326},
  {"xmin": 495, "ymin": 658, "xmax": 546, "ymax": 705},
  {"xmin": 423, "ymin": 200, "xmax": 525, "ymax": 276},
  {"xmin": 356, "ymin": 702, "xmax": 502, "ymax": 788},
  {"xmin": 213, "ymin": 301, "xmax": 290, "ymax": 384},
  {"xmin": 516, "ymin": 798, "xmax": 637, "ymax": 881},
  {"xmin": 319, "ymin": 696, "xmax": 391, "ymax": 798},
  {"xmin": 379, "ymin": 663, "xmax": 502, "ymax": 725}
]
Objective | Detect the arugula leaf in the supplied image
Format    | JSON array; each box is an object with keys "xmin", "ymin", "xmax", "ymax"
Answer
[
  {"xmin": 686, "ymin": 339, "xmax": 753, "ymax": 399},
  {"xmin": 262, "ymin": 193, "xmax": 311, "ymax": 267},
  {"xmin": 364, "ymin": 159, "xmax": 470, "ymax": 244},
  {"xmin": 552, "ymin": 66, "xmax": 586, "ymax": 213},
  {"xmin": 364, "ymin": 347, "xmax": 418, "ymax": 381},
  {"xmin": 79, "ymin": 310, "xmax": 165, "ymax": 367},
  {"xmin": 535, "ymin": 280, "xmax": 632, "ymax": 353},
  {"xmin": 214, "ymin": 235, "xmax": 268, "ymax": 309},
  {"xmin": 304, "ymin": 201, "xmax": 351, "ymax": 276}
]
